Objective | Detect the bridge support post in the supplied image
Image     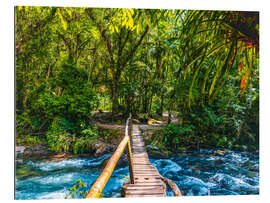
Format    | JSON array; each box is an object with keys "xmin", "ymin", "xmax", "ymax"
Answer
[
  {"xmin": 126, "ymin": 118, "xmax": 135, "ymax": 184},
  {"xmin": 127, "ymin": 140, "xmax": 135, "ymax": 184}
]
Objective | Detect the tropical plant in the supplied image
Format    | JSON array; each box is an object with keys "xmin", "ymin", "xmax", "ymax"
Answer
[
  {"xmin": 15, "ymin": 7, "xmax": 259, "ymax": 152},
  {"xmin": 65, "ymin": 179, "xmax": 89, "ymax": 199}
]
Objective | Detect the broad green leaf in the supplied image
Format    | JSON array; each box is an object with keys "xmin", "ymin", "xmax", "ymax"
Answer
[
  {"xmin": 130, "ymin": 8, "xmax": 134, "ymax": 15},
  {"xmin": 114, "ymin": 25, "xmax": 119, "ymax": 33},
  {"xmin": 188, "ymin": 66, "xmax": 201, "ymax": 108},
  {"xmin": 57, "ymin": 9, "xmax": 67, "ymax": 30},
  {"xmin": 136, "ymin": 25, "xmax": 140, "ymax": 34},
  {"xmin": 35, "ymin": 6, "xmax": 41, "ymax": 14},
  {"xmin": 90, "ymin": 27, "xmax": 100, "ymax": 40},
  {"xmin": 109, "ymin": 24, "xmax": 114, "ymax": 33},
  {"xmin": 17, "ymin": 6, "xmax": 23, "ymax": 11},
  {"xmin": 65, "ymin": 8, "xmax": 72, "ymax": 18}
]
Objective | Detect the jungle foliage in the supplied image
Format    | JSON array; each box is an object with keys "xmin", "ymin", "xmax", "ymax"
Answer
[{"xmin": 15, "ymin": 6, "xmax": 259, "ymax": 152}]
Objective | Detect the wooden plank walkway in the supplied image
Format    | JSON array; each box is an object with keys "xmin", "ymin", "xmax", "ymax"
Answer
[{"xmin": 124, "ymin": 125, "xmax": 166, "ymax": 197}]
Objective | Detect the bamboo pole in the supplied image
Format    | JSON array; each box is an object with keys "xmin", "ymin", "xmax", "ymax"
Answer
[
  {"xmin": 86, "ymin": 136, "xmax": 129, "ymax": 198},
  {"xmin": 86, "ymin": 114, "xmax": 133, "ymax": 198},
  {"xmin": 126, "ymin": 138, "xmax": 135, "ymax": 184},
  {"xmin": 126, "ymin": 114, "xmax": 135, "ymax": 184}
]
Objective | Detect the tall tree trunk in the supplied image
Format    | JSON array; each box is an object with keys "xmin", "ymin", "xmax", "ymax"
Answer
[
  {"xmin": 168, "ymin": 99, "xmax": 173, "ymax": 124},
  {"xmin": 148, "ymin": 93, "xmax": 153, "ymax": 117},
  {"xmin": 157, "ymin": 95, "xmax": 164, "ymax": 116}
]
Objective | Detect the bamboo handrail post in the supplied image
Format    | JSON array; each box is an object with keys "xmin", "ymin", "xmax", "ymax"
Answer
[
  {"xmin": 126, "ymin": 138, "xmax": 135, "ymax": 184},
  {"xmin": 126, "ymin": 114, "xmax": 135, "ymax": 184},
  {"xmin": 128, "ymin": 117, "xmax": 132, "ymax": 137},
  {"xmin": 85, "ymin": 136, "xmax": 129, "ymax": 198},
  {"xmin": 85, "ymin": 114, "xmax": 134, "ymax": 198}
]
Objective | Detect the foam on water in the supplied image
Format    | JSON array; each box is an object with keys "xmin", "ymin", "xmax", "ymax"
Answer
[
  {"xmin": 16, "ymin": 150, "xmax": 259, "ymax": 199},
  {"xmin": 181, "ymin": 175, "xmax": 212, "ymax": 188},
  {"xmin": 225, "ymin": 152, "xmax": 249, "ymax": 164},
  {"xmin": 33, "ymin": 173, "xmax": 75, "ymax": 184},
  {"xmin": 25, "ymin": 154, "xmax": 111, "ymax": 172},
  {"xmin": 150, "ymin": 159, "xmax": 182, "ymax": 173},
  {"xmin": 37, "ymin": 190, "xmax": 67, "ymax": 199}
]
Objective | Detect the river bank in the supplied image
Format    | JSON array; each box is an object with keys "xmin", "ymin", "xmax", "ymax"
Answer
[{"xmin": 15, "ymin": 120, "xmax": 259, "ymax": 161}]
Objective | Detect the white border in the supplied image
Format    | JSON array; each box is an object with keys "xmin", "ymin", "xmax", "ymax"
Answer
[
  {"xmin": 13, "ymin": 0, "xmax": 261, "ymax": 10},
  {"xmin": 2, "ymin": 0, "xmax": 269, "ymax": 203}
]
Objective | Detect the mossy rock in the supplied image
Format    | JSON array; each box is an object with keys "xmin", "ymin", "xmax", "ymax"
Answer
[
  {"xmin": 215, "ymin": 150, "xmax": 226, "ymax": 155},
  {"xmin": 132, "ymin": 119, "xmax": 141, "ymax": 124},
  {"xmin": 16, "ymin": 166, "xmax": 40, "ymax": 180},
  {"xmin": 147, "ymin": 118, "xmax": 158, "ymax": 125},
  {"xmin": 146, "ymin": 145, "xmax": 172, "ymax": 158}
]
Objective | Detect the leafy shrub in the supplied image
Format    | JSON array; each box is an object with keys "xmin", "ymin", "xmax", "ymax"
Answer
[
  {"xmin": 46, "ymin": 117, "xmax": 73, "ymax": 152},
  {"xmin": 36, "ymin": 62, "xmax": 100, "ymax": 132},
  {"xmin": 162, "ymin": 123, "xmax": 194, "ymax": 149},
  {"xmin": 81, "ymin": 126, "xmax": 98, "ymax": 137},
  {"xmin": 73, "ymin": 127, "xmax": 98, "ymax": 154},
  {"xmin": 16, "ymin": 113, "xmax": 32, "ymax": 135},
  {"xmin": 216, "ymin": 136, "xmax": 228, "ymax": 148},
  {"xmin": 187, "ymin": 106, "xmax": 224, "ymax": 136},
  {"xmin": 25, "ymin": 135, "xmax": 42, "ymax": 145},
  {"xmin": 16, "ymin": 135, "xmax": 43, "ymax": 146},
  {"xmin": 97, "ymin": 128, "xmax": 120, "ymax": 144},
  {"xmin": 164, "ymin": 123, "xmax": 193, "ymax": 137},
  {"xmin": 65, "ymin": 179, "xmax": 89, "ymax": 199},
  {"xmin": 16, "ymin": 113, "xmax": 42, "ymax": 135}
]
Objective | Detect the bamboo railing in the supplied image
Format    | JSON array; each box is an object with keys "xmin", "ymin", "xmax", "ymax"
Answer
[{"xmin": 85, "ymin": 114, "xmax": 134, "ymax": 198}]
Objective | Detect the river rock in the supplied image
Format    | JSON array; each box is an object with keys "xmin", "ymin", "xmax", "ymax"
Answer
[
  {"xmin": 16, "ymin": 145, "xmax": 55, "ymax": 158},
  {"xmin": 146, "ymin": 145, "xmax": 171, "ymax": 158},
  {"xmin": 16, "ymin": 159, "xmax": 23, "ymax": 164},
  {"xmin": 16, "ymin": 146, "xmax": 25, "ymax": 153},
  {"xmin": 16, "ymin": 146, "xmax": 25, "ymax": 158},
  {"xmin": 93, "ymin": 142, "xmax": 116, "ymax": 156},
  {"xmin": 132, "ymin": 119, "xmax": 141, "ymax": 124},
  {"xmin": 215, "ymin": 150, "xmax": 226, "ymax": 155}
]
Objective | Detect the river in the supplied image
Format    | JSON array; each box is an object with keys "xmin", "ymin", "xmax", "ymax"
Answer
[{"xmin": 15, "ymin": 149, "xmax": 259, "ymax": 199}]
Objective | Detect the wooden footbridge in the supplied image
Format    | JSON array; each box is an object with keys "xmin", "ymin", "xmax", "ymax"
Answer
[{"xmin": 85, "ymin": 114, "xmax": 181, "ymax": 198}]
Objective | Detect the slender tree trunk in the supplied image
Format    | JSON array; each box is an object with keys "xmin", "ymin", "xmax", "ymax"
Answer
[
  {"xmin": 142, "ymin": 87, "xmax": 148, "ymax": 113},
  {"xmin": 46, "ymin": 65, "xmax": 51, "ymax": 81},
  {"xmin": 148, "ymin": 92, "xmax": 154, "ymax": 117},
  {"xmin": 168, "ymin": 101, "xmax": 173, "ymax": 124},
  {"xmin": 157, "ymin": 95, "xmax": 164, "ymax": 116}
]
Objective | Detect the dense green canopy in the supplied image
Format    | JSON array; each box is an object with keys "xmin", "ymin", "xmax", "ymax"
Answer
[{"xmin": 15, "ymin": 7, "xmax": 259, "ymax": 152}]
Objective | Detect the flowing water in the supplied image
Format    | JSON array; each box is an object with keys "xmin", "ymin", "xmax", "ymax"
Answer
[{"xmin": 15, "ymin": 149, "xmax": 259, "ymax": 199}]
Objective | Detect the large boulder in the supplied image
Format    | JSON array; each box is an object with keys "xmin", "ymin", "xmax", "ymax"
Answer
[
  {"xmin": 16, "ymin": 145, "xmax": 55, "ymax": 158},
  {"xmin": 93, "ymin": 141, "xmax": 116, "ymax": 156}
]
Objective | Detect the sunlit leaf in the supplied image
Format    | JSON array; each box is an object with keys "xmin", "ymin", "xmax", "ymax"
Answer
[
  {"xmin": 36, "ymin": 6, "xmax": 41, "ymax": 14},
  {"xmin": 57, "ymin": 9, "xmax": 67, "ymax": 30},
  {"xmin": 130, "ymin": 8, "xmax": 134, "ymax": 15},
  {"xmin": 241, "ymin": 73, "xmax": 248, "ymax": 95},
  {"xmin": 136, "ymin": 25, "xmax": 140, "ymax": 34},
  {"xmin": 66, "ymin": 8, "xmax": 72, "ymax": 18},
  {"xmin": 114, "ymin": 25, "xmax": 119, "ymax": 33},
  {"xmin": 189, "ymin": 66, "xmax": 201, "ymax": 108},
  {"xmin": 90, "ymin": 27, "xmax": 100, "ymax": 40},
  {"xmin": 109, "ymin": 24, "xmax": 114, "ymax": 33},
  {"xmin": 238, "ymin": 62, "xmax": 242, "ymax": 73}
]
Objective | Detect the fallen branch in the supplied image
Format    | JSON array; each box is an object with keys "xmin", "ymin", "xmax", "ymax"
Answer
[
  {"xmin": 152, "ymin": 166, "xmax": 181, "ymax": 196},
  {"xmin": 160, "ymin": 175, "xmax": 182, "ymax": 196}
]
